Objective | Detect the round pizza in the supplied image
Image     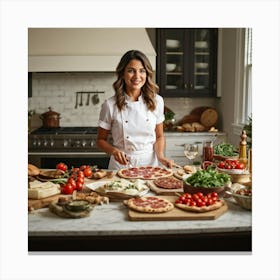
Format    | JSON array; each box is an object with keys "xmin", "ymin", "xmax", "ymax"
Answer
[
  {"xmin": 118, "ymin": 166, "xmax": 173, "ymax": 180},
  {"xmin": 175, "ymin": 200, "xmax": 224, "ymax": 213},
  {"xmin": 153, "ymin": 177, "xmax": 183, "ymax": 189},
  {"xmin": 125, "ymin": 196, "xmax": 174, "ymax": 213}
]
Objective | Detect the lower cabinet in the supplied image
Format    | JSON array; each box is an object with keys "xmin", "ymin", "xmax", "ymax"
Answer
[{"xmin": 164, "ymin": 132, "xmax": 227, "ymax": 166}]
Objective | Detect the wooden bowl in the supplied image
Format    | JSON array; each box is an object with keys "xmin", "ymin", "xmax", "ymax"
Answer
[{"xmin": 183, "ymin": 182, "xmax": 226, "ymax": 197}]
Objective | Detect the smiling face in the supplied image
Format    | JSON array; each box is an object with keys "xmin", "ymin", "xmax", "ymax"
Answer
[{"xmin": 123, "ymin": 59, "xmax": 147, "ymax": 94}]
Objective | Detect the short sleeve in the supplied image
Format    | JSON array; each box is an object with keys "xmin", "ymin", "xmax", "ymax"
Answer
[
  {"xmin": 98, "ymin": 99, "xmax": 113, "ymax": 130},
  {"xmin": 155, "ymin": 94, "xmax": 165, "ymax": 124}
]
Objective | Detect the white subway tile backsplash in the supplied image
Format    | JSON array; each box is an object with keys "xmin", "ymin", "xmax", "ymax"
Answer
[{"xmin": 29, "ymin": 72, "xmax": 219, "ymax": 128}]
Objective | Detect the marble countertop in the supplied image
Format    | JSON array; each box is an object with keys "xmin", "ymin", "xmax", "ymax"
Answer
[{"xmin": 28, "ymin": 196, "xmax": 251, "ymax": 237}]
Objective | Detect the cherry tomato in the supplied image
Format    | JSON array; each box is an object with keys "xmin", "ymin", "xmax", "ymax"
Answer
[
  {"xmin": 56, "ymin": 162, "xmax": 68, "ymax": 172},
  {"xmin": 192, "ymin": 194, "xmax": 200, "ymax": 201},
  {"xmin": 218, "ymin": 161, "xmax": 225, "ymax": 168},
  {"xmin": 183, "ymin": 193, "xmax": 192, "ymax": 199},
  {"xmin": 197, "ymin": 192, "xmax": 204, "ymax": 198},
  {"xmin": 72, "ymin": 167, "xmax": 80, "ymax": 173},
  {"xmin": 79, "ymin": 165, "xmax": 88, "ymax": 171},
  {"xmin": 236, "ymin": 162, "xmax": 245, "ymax": 169},
  {"xmin": 197, "ymin": 201, "xmax": 206, "ymax": 207},
  {"xmin": 77, "ymin": 171, "xmax": 85, "ymax": 178},
  {"xmin": 189, "ymin": 201, "xmax": 196, "ymax": 206},
  {"xmin": 83, "ymin": 167, "xmax": 93, "ymax": 178},
  {"xmin": 67, "ymin": 178, "xmax": 76, "ymax": 189},
  {"xmin": 61, "ymin": 183, "xmax": 74, "ymax": 194},
  {"xmin": 75, "ymin": 181, "xmax": 83, "ymax": 191},
  {"xmin": 211, "ymin": 192, "xmax": 218, "ymax": 198},
  {"xmin": 207, "ymin": 198, "xmax": 213, "ymax": 205},
  {"xmin": 76, "ymin": 176, "xmax": 84, "ymax": 184}
]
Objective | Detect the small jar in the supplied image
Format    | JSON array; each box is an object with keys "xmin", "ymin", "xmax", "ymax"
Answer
[{"xmin": 203, "ymin": 141, "xmax": 214, "ymax": 162}]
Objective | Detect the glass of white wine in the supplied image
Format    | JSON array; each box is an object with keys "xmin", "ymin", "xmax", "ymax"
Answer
[{"xmin": 184, "ymin": 143, "xmax": 199, "ymax": 165}]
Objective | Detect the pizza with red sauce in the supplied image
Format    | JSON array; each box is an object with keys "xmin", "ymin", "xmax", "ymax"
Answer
[
  {"xmin": 117, "ymin": 166, "xmax": 173, "ymax": 180},
  {"xmin": 125, "ymin": 196, "xmax": 174, "ymax": 213}
]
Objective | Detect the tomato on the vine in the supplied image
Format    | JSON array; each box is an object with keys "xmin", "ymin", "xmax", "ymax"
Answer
[
  {"xmin": 61, "ymin": 183, "xmax": 74, "ymax": 194},
  {"xmin": 83, "ymin": 167, "xmax": 93, "ymax": 178},
  {"xmin": 75, "ymin": 181, "xmax": 83, "ymax": 191},
  {"xmin": 56, "ymin": 162, "xmax": 68, "ymax": 172}
]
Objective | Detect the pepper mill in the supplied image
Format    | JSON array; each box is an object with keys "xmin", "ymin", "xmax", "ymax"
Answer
[{"xmin": 239, "ymin": 130, "xmax": 248, "ymax": 168}]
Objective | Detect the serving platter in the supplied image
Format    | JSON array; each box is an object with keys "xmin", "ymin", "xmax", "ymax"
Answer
[{"xmin": 85, "ymin": 179, "xmax": 150, "ymax": 200}]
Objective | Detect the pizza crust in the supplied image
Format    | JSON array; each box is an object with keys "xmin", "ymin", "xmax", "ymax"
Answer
[
  {"xmin": 175, "ymin": 200, "xmax": 224, "ymax": 213},
  {"xmin": 153, "ymin": 177, "xmax": 183, "ymax": 189},
  {"xmin": 125, "ymin": 196, "xmax": 174, "ymax": 213},
  {"xmin": 118, "ymin": 166, "xmax": 173, "ymax": 180}
]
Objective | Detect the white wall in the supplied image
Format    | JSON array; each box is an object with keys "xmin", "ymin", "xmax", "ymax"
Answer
[{"xmin": 28, "ymin": 72, "xmax": 219, "ymax": 130}]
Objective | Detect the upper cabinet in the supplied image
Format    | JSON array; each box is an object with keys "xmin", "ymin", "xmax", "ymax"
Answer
[{"xmin": 156, "ymin": 28, "xmax": 218, "ymax": 97}]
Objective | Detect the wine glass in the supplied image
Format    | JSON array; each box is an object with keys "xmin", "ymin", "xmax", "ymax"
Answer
[{"xmin": 184, "ymin": 143, "xmax": 199, "ymax": 165}]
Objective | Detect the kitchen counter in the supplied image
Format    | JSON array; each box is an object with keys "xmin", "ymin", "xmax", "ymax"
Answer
[{"xmin": 28, "ymin": 193, "xmax": 252, "ymax": 252}]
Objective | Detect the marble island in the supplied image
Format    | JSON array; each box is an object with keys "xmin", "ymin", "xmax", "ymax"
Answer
[{"xmin": 28, "ymin": 195, "xmax": 252, "ymax": 252}]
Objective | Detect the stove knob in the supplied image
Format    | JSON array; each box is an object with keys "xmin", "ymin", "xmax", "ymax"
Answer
[
  {"xmin": 63, "ymin": 139, "xmax": 69, "ymax": 147},
  {"xmin": 75, "ymin": 140, "xmax": 81, "ymax": 147},
  {"xmin": 50, "ymin": 138, "xmax": 54, "ymax": 147},
  {"xmin": 37, "ymin": 139, "xmax": 41, "ymax": 147},
  {"xmin": 90, "ymin": 140, "xmax": 95, "ymax": 147},
  {"xmin": 82, "ymin": 140, "xmax": 87, "ymax": 147},
  {"xmin": 43, "ymin": 138, "xmax": 48, "ymax": 147},
  {"xmin": 32, "ymin": 138, "xmax": 37, "ymax": 147}
]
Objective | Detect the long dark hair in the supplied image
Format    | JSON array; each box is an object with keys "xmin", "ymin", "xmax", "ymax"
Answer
[{"xmin": 113, "ymin": 50, "xmax": 159, "ymax": 111}]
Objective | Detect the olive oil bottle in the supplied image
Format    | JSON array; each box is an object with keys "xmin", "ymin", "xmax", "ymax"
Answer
[{"xmin": 239, "ymin": 130, "xmax": 248, "ymax": 168}]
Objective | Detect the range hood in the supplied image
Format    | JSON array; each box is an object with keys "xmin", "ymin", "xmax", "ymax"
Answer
[{"xmin": 28, "ymin": 28, "xmax": 156, "ymax": 72}]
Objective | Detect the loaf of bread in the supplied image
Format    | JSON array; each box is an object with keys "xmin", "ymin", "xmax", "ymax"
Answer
[
  {"xmin": 28, "ymin": 164, "xmax": 40, "ymax": 176},
  {"xmin": 92, "ymin": 170, "xmax": 107, "ymax": 179},
  {"xmin": 182, "ymin": 123, "xmax": 195, "ymax": 132},
  {"xmin": 192, "ymin": 122, "xmax": 205, "ymax": 132}
]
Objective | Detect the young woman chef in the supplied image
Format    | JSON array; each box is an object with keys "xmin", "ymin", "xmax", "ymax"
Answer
[{"xmin": 97, "ymin": 50, "xmax": 174, "ymax": 170}]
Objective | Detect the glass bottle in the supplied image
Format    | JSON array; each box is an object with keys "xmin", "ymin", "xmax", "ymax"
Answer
[{"xmin": 202, "ymin": 141, "xmax": 214, "ymax": 162}]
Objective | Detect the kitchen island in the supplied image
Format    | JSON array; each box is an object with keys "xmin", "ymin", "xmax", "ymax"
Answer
[{"xmin": 28, "ymin": 194, "xmax": 251, "ymax": 252}]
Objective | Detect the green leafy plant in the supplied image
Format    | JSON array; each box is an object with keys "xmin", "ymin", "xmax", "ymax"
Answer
[{"xmin": 243, "ymin": 115, "xmax": 252, "ymax": 149}]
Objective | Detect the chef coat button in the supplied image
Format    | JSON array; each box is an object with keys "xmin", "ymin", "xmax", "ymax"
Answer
[
  {"xmin": 146, "ymin": 119, "xmax": 149, "ymax": 121},
  {"xmin": 126, "ymin": 136, "xmax": 129, "ymax": 139},
  {"xmin": 125, "ymin": 120, "xmax": 128, "ymax": 123}
]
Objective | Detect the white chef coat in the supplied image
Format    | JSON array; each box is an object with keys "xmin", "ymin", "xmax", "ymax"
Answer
[{"xmin": 98, "ymin": 93, "xmax": 165, "ymax": 169}]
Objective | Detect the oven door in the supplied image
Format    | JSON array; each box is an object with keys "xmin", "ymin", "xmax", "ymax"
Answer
[{"xmin": 28, "ymin": 152, "xmax": 110, "ymax": 169}]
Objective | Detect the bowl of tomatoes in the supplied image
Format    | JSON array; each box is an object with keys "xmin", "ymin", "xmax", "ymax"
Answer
[{"xmin": 217, "ymin": 159, "xmax": 247, "ymax": 175}]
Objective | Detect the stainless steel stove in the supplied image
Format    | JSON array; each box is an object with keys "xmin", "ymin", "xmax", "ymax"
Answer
[{"xmin": 28, "ymin": 127, "xmax": 111, "ymax": 169}]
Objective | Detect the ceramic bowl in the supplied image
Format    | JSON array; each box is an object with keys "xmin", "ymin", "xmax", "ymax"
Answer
[
  {"xmin": 166, "ymin": 63, "xmax": 176, "ymax": 72},
  {"xmin": 195, "ymin": 41, "xmax": 208, "ymax": 48},
  {"xmin": 195, "ymin": 63, "xmax": 208, "ymax": 69},
  {"xmin": 227, "ymin": 183, "xmax": 252, "ymax": 210},
  {"xmin": 166, "ymin": 39, "xmax": 180, "ymax": 48}
]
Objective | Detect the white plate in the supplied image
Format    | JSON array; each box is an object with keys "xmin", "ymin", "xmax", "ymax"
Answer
[
  {"xmin": 217, "ymin": 167, "xmax": 248, "ymax": 175},
  {"xmin": 85, "ymin": 180, "xmax": 149, "ymax": 197}
]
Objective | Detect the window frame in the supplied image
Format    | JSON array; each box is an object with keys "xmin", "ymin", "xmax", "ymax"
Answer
[{"xmin": 232, "ymin": 28, "xmax": 252, "ymax": 135}]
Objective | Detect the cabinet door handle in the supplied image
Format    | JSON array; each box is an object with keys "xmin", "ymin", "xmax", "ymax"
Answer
[
  {"xmin": 190, "ymin": 83, "xmax": 193, "ymax": 89},
  {"xmin": 184, "ymin": 83, "xmax": 187, "ymax": 89}
]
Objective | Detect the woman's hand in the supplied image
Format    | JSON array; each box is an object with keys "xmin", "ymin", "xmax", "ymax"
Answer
[
  {"xmin": 112, "ymin": 149, "xmax": 128, "ymax": 165},
  {"xmin": 158, "ymin": 156, "xmax": 174, "ymax": 168}
]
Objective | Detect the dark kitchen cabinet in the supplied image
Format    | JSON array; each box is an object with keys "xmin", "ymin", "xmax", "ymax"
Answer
[{"xmin": 156, "ymin": 28, "xmax": 218, "ymax": 97}]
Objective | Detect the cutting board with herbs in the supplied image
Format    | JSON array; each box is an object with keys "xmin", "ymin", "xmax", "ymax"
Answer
[
  {"xmin": 28, "ymin": 194, "xmax": 63, "ymax": 211},
  {"xmin": 127, "ymin": 196, "xmax": 228, "ymax": 221}
]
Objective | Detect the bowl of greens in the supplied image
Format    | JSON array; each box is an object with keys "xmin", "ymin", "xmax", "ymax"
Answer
[
  {"xmin": 183, "ymin": 167, "xmax": 231, "ymax": 197},
  {"xmin": 213, "ymin": 142, "xmax": 239, "ymax": 161}
]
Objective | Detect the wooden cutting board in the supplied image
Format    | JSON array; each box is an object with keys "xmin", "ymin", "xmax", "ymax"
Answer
[
  {"xmin": 146, "ymin": 180, "xmax": 184, "ymax": 195},
  {"xmin": 200, "ymin": 108, "xmax": 218, "ymax": 128},
  {"xmin": 28, "ymin": 194, "xmax": 63, "ymax": 211},
  {"xmin": 127, "ymin": 196, "xmax": 228, "ymax": 221}
]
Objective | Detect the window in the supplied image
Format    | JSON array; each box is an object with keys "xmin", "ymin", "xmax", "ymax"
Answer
[{"xmin": 233, "ymin": 28, "xmax": 252, "ymax": 134}]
